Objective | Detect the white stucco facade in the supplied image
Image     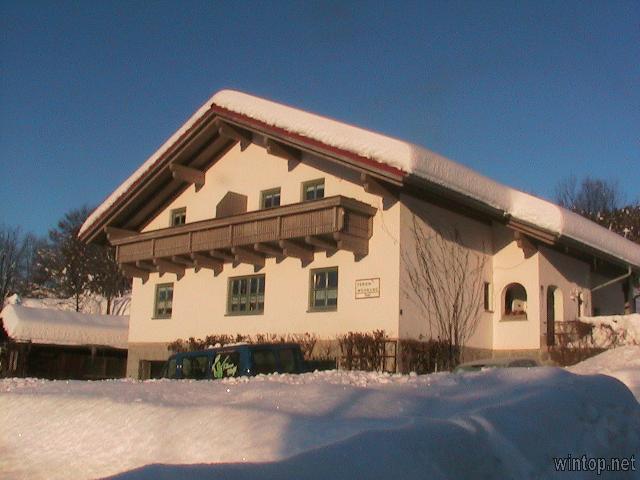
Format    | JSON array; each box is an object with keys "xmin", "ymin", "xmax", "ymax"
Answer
[{"xmin": 129, "ymin": 142, "xmax": 402, "ymax": 345}]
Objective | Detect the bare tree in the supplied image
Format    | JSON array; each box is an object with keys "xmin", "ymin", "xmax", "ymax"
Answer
[
  {"xmin": 402, "ymin": 215, "xmax": 487, "ymax": 366},
  {"xmin": 0, "ymin": 226, "xmax": 29, "ymax": 305},
  {"xmin": 555, "ymin": 175, "xmax": 623, "ymax": 220}
]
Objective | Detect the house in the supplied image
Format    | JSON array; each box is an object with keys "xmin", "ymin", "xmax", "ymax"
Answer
[
  {"xmin": 0, "ymin": 304, "xmax": 128, "ymax": 379},
  {"xmin": 78, "ymin": 90, "xmax": 640, "ymax": 378}
]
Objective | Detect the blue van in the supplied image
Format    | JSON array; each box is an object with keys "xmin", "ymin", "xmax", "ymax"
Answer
[{"xmin": 162, "ymin": 343, "xmax": 308, "ymax": 380}]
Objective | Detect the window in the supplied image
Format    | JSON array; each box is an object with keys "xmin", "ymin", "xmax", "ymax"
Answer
[
  {"xmin": 502, "ymin": 283, "xmax": 527, "ymax": 319},
  {"xmin": 278, "ymin": 348, "xmax": 297, "ymax": 373},
  {"xmin": 302, "ymin": 179, "xmax": 325, "ymax": 201},
  {"xmin": 182, "ymin": 355, "xmax": 209, "ymax": 379},
  {"xmin": 310, "ymin": 267, "xmax": 338, "ymax": 310},
  {"xmin": 483, "ymin": 282, "xmax": 493, "ymax": 311},
  {"xmin": 228, "ymin": 275, "xmax": 265, "ymax": 314},
  {"xmin": 170, "ymin": 207, "xmax": 186, "ymax": 226},
  {"xmin": 260, "ymin": 188, "xmax": 281, "ymax": 209},
  {"xmin": 252, "ymin": 349, "xmax": 278, "ymax": 375},
  {"xmin": 154, "ymin": 283, "xmax": 174, "ymax": 318}
]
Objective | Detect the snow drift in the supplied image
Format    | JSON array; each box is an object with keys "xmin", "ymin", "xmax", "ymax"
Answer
[{"xmin": 1, "ymin": 367, "xmax": 638, "ymax": 480}]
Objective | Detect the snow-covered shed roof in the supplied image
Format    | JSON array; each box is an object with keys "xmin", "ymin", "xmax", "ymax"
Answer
[
  {"xmin": 79, "ymin": 89, "xmax": 640, "ymax": 269},
  {"xmin": 1, "ymin": 305, "xmax": 129, "ymax": 349}
]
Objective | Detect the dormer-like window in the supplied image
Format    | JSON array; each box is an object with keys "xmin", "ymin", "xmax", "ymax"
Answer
[
  {"xmin": 302, "ymin": 179, "xmax": 325, "ymax": 202},
  {"xmin": 170, "ymin": 207, "xmax": 186, "ymax": 226},
  {"xmin": 260, "ymin": 188, "xmax": 281, "ymax": 209}
]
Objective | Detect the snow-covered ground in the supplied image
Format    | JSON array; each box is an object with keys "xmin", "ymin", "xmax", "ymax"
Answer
[
  {"xmin": 568, "ymin": 345, "xmax": 640, "ymax": 400},
  {"xmin": 1, "ymin": 352, "xmax": 639, "ymax": 480}
]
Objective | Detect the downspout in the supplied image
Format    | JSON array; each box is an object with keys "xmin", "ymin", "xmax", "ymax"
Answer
[{"xmin": 590, "ymin": 265, "xmax": 632, "ymax": 293}]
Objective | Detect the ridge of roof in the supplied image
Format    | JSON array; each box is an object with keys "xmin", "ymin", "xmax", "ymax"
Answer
[{"xmin": 79, "ymin": 89, "xmax": 640, "ymax": 269}]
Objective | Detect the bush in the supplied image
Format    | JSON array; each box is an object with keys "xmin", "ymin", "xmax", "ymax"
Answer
[
  {"xmin": 167, "ymin": 333, "xmax": 319, "ymax": 360},
  {"xmin": 337, "ymin": 330, "xmax": 393, "ymax": 372},
  {"xmin": 399, "ymin": 338, "xmax": 458, "ymax": 374}
]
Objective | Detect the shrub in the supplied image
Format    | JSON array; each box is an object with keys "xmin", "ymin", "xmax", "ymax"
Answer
[
  {"xmin": 399, "ymin": 338, "xmax": 458, "ymax": 374},
  {"xmin": 337, "ymin": 330, "xmax": 393, "ymax": 372},
  {"xmin": 167, "ymin": 332, "xmax": 319, "ymax": 360}
]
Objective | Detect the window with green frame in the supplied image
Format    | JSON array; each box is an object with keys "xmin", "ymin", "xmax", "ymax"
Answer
[
  {"xmin": 228, "ymin": 275, "xmax": 265, "ymax": 314},
  {"xmin": 309, "ymin": 267, "xmax": 338, "ymax": 310},
  {"xmin": 154, "ymin": 283, "xmax": 174, "ymax": 318},
  {"xmin": 170, "ymin": 207, "xmax": 186, "ymax": 226},
  {"xmin": 302, "ymin": 179, "xmax": 325, "ymax": 202},
  {"xmin": 260, "ymin": 188, "xmax": 281, "ymax": 209}
]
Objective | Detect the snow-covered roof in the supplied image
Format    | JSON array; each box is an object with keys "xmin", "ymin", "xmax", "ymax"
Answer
[
  {"xmin": 1, "ymin": 305, "xmax": 129, "ymax": 349},
  {"xmin": 79, "ymin": 89, "xmax": 640, "ymax": 268}
]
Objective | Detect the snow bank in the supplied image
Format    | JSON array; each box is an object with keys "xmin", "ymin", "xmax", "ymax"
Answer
[
  {"xmin": 0, "ymin": 304, "xmax": 128, "ymax": 349},
  {"xmin": 1, "ymin": 369, "xmax": 638, "ymax": 480},
  {"xmin": 577, "ymin": 314, "xmax": 640, "ymax": 348},
  {"xmin": 569, "ymin": 345, "xmax": 640, "ymax": 400},
  {"xmin": 79, "ymin": 90, "xmax": 640, "ymax": 269}
]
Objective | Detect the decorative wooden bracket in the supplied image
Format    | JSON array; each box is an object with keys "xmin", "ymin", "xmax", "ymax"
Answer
[
  {"xmin": 304, "ymin": 236, "xmax": 337, "ymax": 257},
  {"xmin": 361, "ymin": 173, "xmax": 398, "ymax": 209},
  {"xmin": 514, "ymin": 232, "xmax": 537, "ymax": 258},
  {"xmin": 216, "ymin": 120, "xmax": 252, "ymax": 151},
  {"xmin": 279, "ymin": 240, "xmax": 314, "ymax": 266},
  {"xmin": 208, "ymin": 249, "xmax": 235, "ymax": 262},
  {"xmin": 120, "ymin": 264, "xmax": 149, "ymax": 283},
  {"xmin": 169, "ymin": 164, "xmax": 205, "ymax": 192},
  {"xmin": 232, "ymin": 247, "xmax": 265, "ymax": 268},
  {"xmin": 190, "ymin": 253, "xmax": 223, "ymax": 276},
  {"xmin": 333, "ymin": 232, "xmax": 368, "ymax": 259},
  {"xmin": 265, "ymin": 139, "xmax": 301, "ymax": 170},
  {"xmin": 154, "ymin": 258, "xmax": 185, "ymax": 279},
  {"xmin": 254, "ymin": 243, "xmax": 285, "ymax": 262}
]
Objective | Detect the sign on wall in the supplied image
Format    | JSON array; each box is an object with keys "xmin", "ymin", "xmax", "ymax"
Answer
[{"xmin": 355, "ymin": 278, "xmax": 380, "ymax": 299}]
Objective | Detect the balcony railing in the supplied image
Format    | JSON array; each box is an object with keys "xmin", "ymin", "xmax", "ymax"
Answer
[{"xmin": 109, "ymin": 195, "xmax": 377, "ymax": 281}]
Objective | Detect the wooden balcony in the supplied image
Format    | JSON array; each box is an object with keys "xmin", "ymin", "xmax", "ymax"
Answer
[{"xmin": 109, "ymin": 196, "xmax": 377, "ymax": 282}]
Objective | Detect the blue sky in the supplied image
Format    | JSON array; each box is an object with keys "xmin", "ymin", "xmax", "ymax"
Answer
[{"xmin": 1, "ymin": 0, "xmax": 638, "ymax": 236}]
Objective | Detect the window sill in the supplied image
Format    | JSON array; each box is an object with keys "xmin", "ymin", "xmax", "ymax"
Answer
[
  {"xmin": 500, "ymin": 314, "xmax": 528, "ymax": 322},
  {"xmin": 152, "ymin": 316, "xmax": 172, "ymax": 320},
  {"xmin": 225, "ymin": 311, "xmax": 265, "ymax": 317},
  {"xmin": 307, "ymin": 307, "xmax": 338, "ymax": 313}
]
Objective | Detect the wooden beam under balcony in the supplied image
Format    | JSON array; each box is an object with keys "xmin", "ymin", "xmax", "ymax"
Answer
[
  {"xmin": 333, "ymin": 232, "xmax": 368, "ymax": 257},
  {"xmin": 191, "ymin": 253, "xmax": 223, "ymax": 276},
  {"xmin": 216, "ymin": 121, "xmax": 252, "ymax": 151},
  {"xmin": 136, "ymin": 260, "xmax": 157, "ymax": 272},
  {"xmin": 304, "ymin": 236, "xmax": 337, "ymax": 256},
  {"xmin": 121, "ymin": 264, "xmax": 149, "ymax": 283},
  {"xmin": 154, "ymin": 258, "xmax": 185, "ymax": 279},
  {"xmin": 279, "ymin": 240, "xmax": 314, "ymax": 265},
  {"xmin": 232, "ymin": 247, "xmax": 265, "ymax": 268},
  {"xmin": 254, "ymin": 243, "xmax": 285, "ymax": 262},
  {"xmin": 209, "ymin": 250, "xmax": 235, "ymax": 262},
  {"xmin": 169, "ymin": 164, "xmax": 205, "ymax": 192},
  {"xmin": 171, "ymin": 255, "xmax": 196, "ymax": 268}
]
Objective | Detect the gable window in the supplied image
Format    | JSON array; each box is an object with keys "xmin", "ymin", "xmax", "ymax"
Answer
[
  {"xmin": 483, "ymin": 282, "xmax": 493, "ymax": 311},
  {"xmin": 260, "ymin": 188, "xmax": 281, "ymax": 209},
  {"xmin": 228, "ymin": 275, "xmax": 265, "ymax": 315},
  {"xmin": 170, "ymin": 207, "xmax": 186, "ymax": 226},
  {"xmin": 309, "ymin": 267, "xmax": 338, "ymax": 310},
  {"xmin": 302, "ymin": 179, "xmax": 325, "ymax": 202},
  {"xmin": 154, "ymin": 283, "xmax": 174, "ymax": 318}
]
